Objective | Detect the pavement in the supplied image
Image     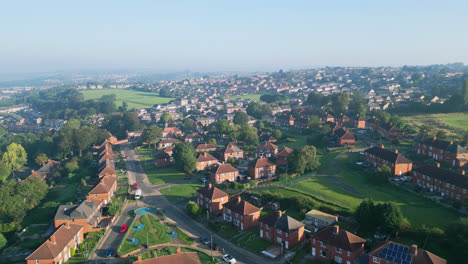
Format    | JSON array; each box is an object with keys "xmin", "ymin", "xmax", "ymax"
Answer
[{"xmin": 90, "ymin": 142, "xmax": 283, "ymax": 264}]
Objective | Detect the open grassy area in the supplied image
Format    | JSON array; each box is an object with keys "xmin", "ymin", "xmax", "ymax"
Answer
[
  {"xmin": 403, "ymin": 112, "xmax": 468, "ymax": 141},
  {"xmin": 234, "ymin": 228, "xmax": 271, "ymax": 253},
  {"xmin": 119, "ymin": 214, "xmax": 172, "ymax": 254},
  {"xmin": 286, "ymin": 153, "xmax": 460, "ymax": 228},
  {"xmin": 276, "ymin": 134, "xmax": 309, "ymax": 150},
  {"xmin": 22, "ymin": 225, "xmax": 48, "ymax": 237},
  {"xmin": 231, "ymin": 93, "xmax": 262, "ymax": 101},
  {"xmin": 145, "ymin": 165, "xmax": 187, "ymax": 185},
  {"xmin": 81, "ymin": 89, "xmax": 174, "ymax": 109},
  {"xmin": 443, "ymin": 114, "xmax": 468, "ymax": 130},
  {"xmin": 160, "ymin": 183, "xmax": 203, "ymax": 202}
]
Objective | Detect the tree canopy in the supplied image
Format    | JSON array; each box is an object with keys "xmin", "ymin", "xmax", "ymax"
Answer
[
  {"xmin": 173, "ymin": 142, "xmax": 197, "ymax": 174},
  {"xmin": 288, "ymin": 145, "xmax": 320, "ymax": 174},
  {"xmin": 2, "ymin": 143, "xmax": 27, "ymax": 175},
  {"xmin": 142, "ymin": 125, "xmax": 163, "ymax": 148}
]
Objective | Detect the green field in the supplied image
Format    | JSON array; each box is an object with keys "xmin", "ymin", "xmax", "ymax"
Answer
[
  {"xmin": 443, "ymin": 114, "xmax": 468, "ymax": 130},
  {"xmin": 81, "ymin": 89, "xmax": 174, "ymax": 109},
  {"xmin": 145, "ymin": 165, "xmax": 187, "ymax": 185},
  {"xmin": 160, "ymin": 183, "xmax": 203, "ymax": 202},
  {"xmin": 231, "ymin": 93, "xmax": 262, "ymax": 101},
  {"xmin": 403, "ymin": 112, "xmax": 468, "ymax": 141}
]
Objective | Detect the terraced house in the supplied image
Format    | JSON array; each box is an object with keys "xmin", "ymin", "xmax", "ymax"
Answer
[
  {"xmin": 248, "ymin": 157, "xmax": 277, "ymax": 179},
  {"xmin": 220, "ymin": 142, "xmax": 244, "ymax": 162},
  {"xmin": 364, "ymin": 145, "xmax": 412, "ymax": 176},
  {"xmin": 196, "ymin": 152, "xmax": 218, "ymax": 171},
  {"xmin": 368, "ymin": 241, "xmax": 446, "ymax": 264},
  {"xmin": 412, "ymin": 163, "xmax": 468, "ymax": 201},
  {"xmin": 25, "ymin": 223, "xmax": 84, "ymax": 264},
  {"xmin": 416, "ymin": 136, "xmax": 468, "ymax": 167},
  {"xmin": 210, "ymin": 162, "xmax": 239, "ymax": 183},
  {"xmin": 255, "ymin": 141, "xmax": 278, "ymax": 158},
  {"xmin": 196, "ymin": 183, "xmax": 228, "ymax": 214}
]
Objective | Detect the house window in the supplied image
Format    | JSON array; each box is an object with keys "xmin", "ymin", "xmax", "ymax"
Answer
[
  {"xmin": 320, "ymin": 250, "xmax": 326, "ymax": 257},
  {"xmin": 320, "ymin": 241, "xmax": 325, "ymax": 248},
  {"xmin": 335, "ymin": 256, "xmax": 342, "ymax": 263},
  {"xmin": 347, "ymin": 251, "xmax": 350, "ymax": 257},
  {"xmin": 266, "ymin": 232, "xmax": 270, "ymax": 238},
  {"xmin": 373, "ymin": 256, "xmax": 380, "ymax": 263},
  {"xmin": 336, "ymin": 248, "xmax": 342, "ymax": 254},
  {"xmin": 277, "ymin": 229, "xmax": 282, "ymax": 235},
  {"xmin": 266, "ymin": 225, "xmax": 270, "ymax": 230}
]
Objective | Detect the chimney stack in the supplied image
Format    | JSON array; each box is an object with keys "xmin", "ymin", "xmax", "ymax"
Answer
[
  {"xmin": 176, "ymin": 247, "xmax": 181, "ymax": 253},
  {"xmin": 433, "ymin": 136, "xmax": 437, "ymax": 140},
  {"xmin": 50, "ymin": 235, "xmax": 56, "ymax": 244},
  {"xmin": 381, "ymin": 144, "xmax": 384, "ymax": 149},
  {"xmin": 394, "ymin": 149, "xmax": 398, "ymax": 154},
  {"xmin": 332, "ymin": 225, "xmax": 339, "ymax": 235},
  {"xmin": 237, "ymin": 196, "xmax": 241, "ymax": 203},
  {"xmin": 462, "ymin": 170, "xmax": 465, "ymax": 176},
  {"xmin": 276, "ymin": 211, "xmax": 283, "ymax": 218},
  {"xmin": 409, "ymin": 244, "xmax": 418, "ymax": 256},
  {"xmin": 138, "ymin": 255, "xmax": 142, "ymax": 261},
  {"xmin": 65, "ymin": 221, "xmax": 70, "ymax": 228},
  {"xmin": 436, "ymin": 162, "xmax": 440, "ymax": 168},
  {"xmin": 450, "ymin": 140, "xmax": 453, "ymax": 145},
  {"xmin": 208, "ymin": 183, "xmax": 212, "ymax": 189}
]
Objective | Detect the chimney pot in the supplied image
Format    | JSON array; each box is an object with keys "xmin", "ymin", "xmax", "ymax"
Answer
[
  {"xmin": 138, "ymin": 255, "xmax": 142, "ymax": 261},
  {"xmin": 436, "ymin": 162, "xmax": 440, "ymax": 168},
  {"xmin": 208, "ymin": 183, "xmax": 212, "ymax": 189},
  {"xmin": 176, "ymin": 247, "xmax": 181, "ymax": 253},
  {"xmin": 462, "ymin": 170, "xmax": 465, "ymax": 176},
  {"xmin": 433, "ymin": 136, "xmax": 437, "ymax": 140},
  {"xmin": 450, "ymin": 140, "xmax": 453, "ymax": 145},
  {"xmin": 332, "ymin": 225, "xmax": 339, "ymax": 235},
  {"xmin": 276, "ymin": 211, "xmax": 282, "ymax": 217},
  {"xmin": 395, "ymin": 149, "xmax": 398, "ymax": 154},
  {"xmin": 65, "ymin": 222, "xmax": 70, "ymax": 228},
  {"xmin": 50, "ymin": 235, "xmax": 56, "ymax": 244},
  {"xmin": 381, "ymin": 144, "xmax": 384, "ymax": 149},
  {"xmin": 409, "ymin": 244, "xmax": 418, "ymax": 256},
  {"xmin": 237, "ymin": 196, "xmax": 241, "ymax": 203}
]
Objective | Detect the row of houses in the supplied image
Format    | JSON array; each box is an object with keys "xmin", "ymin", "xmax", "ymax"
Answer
[{"xmin": 26, "ymin": 139, "xmax": 118, "ymax": 264}]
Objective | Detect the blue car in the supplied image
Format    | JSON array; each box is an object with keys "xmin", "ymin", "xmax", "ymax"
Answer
[{"xmin": 106, "ymin": 247, "xmax": 114, "ymax": 258}]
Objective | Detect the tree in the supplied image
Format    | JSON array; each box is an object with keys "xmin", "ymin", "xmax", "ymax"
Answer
[
  {"xmin": 355, "ymin": 200, "xmax": 376, "ymax": 232},
  {"xmin": 376, "ymin": 202, "xmax": 403, "ymax": 234},
  {"xmin": 0, "ymin": 233, "xmax": 6, "ymax": 252},
  {"xmin": 186, "ymin": 201, "xmax": 200, "ymax": 218},
  {"xmin": 419, "ymin": 124, "xmax": 434, "ymax": 139},
  {"xmin": 464, "ymin": 78, "xmax": 468, "ymax": 104},
  {"xmin": 272, "ymin": 129, "xmax": 282, "ymax": 140},
  {"xmin": 35, "ymin": 153, "xmax": 49, "ymax": 166},
  {"xmin": 371, "ymin": 165, "xmax": 391, "ymax": 185},
  {"xmin": 233, "ymin": 111, "xmax": 249, "ymax": 126},
  {"xmin": 349, "ymin": 92, "xmax": 368, "ymax": 117},
  {"xmin": 0, "ymin": 165, "xmax": 10, "ymax": 182},
  {"xmin": 288, "ymin": 145, "xmax": 320, "ymax": 174},
  {"xmin": 181, "ymin": 119, "xmax": 195, "ymax": 133},
  {"xmin": 2, "ymin": 143, "xmax": 27, "ymax": 176},
  {"xmin": 160, "ymin": 112, "xmax": 173, "ymax": 125},
  {"xmin": 159, "ymin": 86, "xmax": 170, "ymax": 97},
  {"xmin": 411, "ymin": 72, "xmax": 423, "ymax": 83},
  {"xmin": 208, "ymin": 138, "xmax": 217, "ymax": 145},
  {"xmin": 173, "ymin": 142, "xmax": 197, "ymax": 173},
  {"xmin": 64, "ymin": 158, "xmax": 79, "ymax": 173},
  {"xmin": 121, "ymin": 101, "xmax": 128, "ymax": 112},
  {"xmin": 246, "ymin": 102, "xmax": 272, "ymax": 119},
  {"xmin": 330, "ymin": 93, "xmax": 350, "ymax": 114},
  {"xmin": 108, "ymin": 202, "xmax": 121, "ymax": 216},
  {"xmin": 307, "ymin": 92, "xmax": 327, "ymax": 107},
  {"xmin": 242, "ymin": 128, "xmax": 259, "ymax": 146},
  {"xmin": 307, "ymin": 116, "xmax": 321, "ymax": 129},
  {"xmin": 142, "ymin": 125, "xmax": 163, "ymax": 149},
  {"xmin": 215, "ymin": 119, "xmax": 231, "ymax": 135}
]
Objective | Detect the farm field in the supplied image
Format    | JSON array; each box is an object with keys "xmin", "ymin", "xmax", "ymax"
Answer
[{"xmin": 81, "ymin": 89, "xmax": 174, "ymax": 109}]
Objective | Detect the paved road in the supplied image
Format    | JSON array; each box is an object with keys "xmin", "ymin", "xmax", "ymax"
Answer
[{"xmin": 122, "ymin": 143, "xmax": 282, "ymax": 264}]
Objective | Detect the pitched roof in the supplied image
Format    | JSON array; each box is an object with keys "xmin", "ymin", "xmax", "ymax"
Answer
[
  {"xmin": 335, "ymin": 128, "xmax": 355, "ymax": 140},
  {"xmin": 89, "ymin": 176, "xmax": 116, "ymax": 195},
  {"xmin": 305, "ymin": 209, "xmax": 338, "ymax": 223},
  {"xmin": 256, "ymin": 141, "xmax": 278, "ymax": 151},
  {"xmin": 251, "ymin": 157, "xmax": 276, "ymax": 168},
  {"xmin": 212, "ymin": 163, "xmax": 239, "ymax": 175},
  {"xmin": 99, "ymin": 165, "xmax": 116, "ymax": 177},
  {"xmin": 159, "ymin": 138, "xmax": 181, "ymax": 144},
  {"xmin": 25, "ymin": 223, "xmax": 83, "ymax": 260},
  {"xmin": 196, "ymin": 143, "xmax": 217, "ymax": 151},
  {"xmin": 365, "ymin": 147, "xmax": 412, "ymax": 164},
  {"xmin": 414, "ymin": 165, "xmax": 468, "ymax": 189},
  {"xmin": 197, "ymin": 152, "xmax": 218, "ymax": 162},
  {"xmin": 311, "ymin": 226, "xmax": 365, "ymax": 252},
  {"xmin": 133, "ymin": 252, "xmax": 201, "ymax": 264},
  {"xmin": 277, "ymin": 147, "xmax": 293, "ymax": 157},
  {"xmin": 260, "ymin": 212, "xmax": 304, "ymax": 233},
  {"xmin": 369, "ymin": 241, "xmax": 446, "ymax": 264},
  {"xmin": 155, "ymin": 151, "xmax": 171, "ymax": 160},
  {"xmin": 54, "ymin": 200, "xmax": 97, "ymax": 220},
  {"xmin": 380, "ymin": 122, "xmax": 402, "ymax": 132},
  {"xmin": 224, "ymin": 143, "xmax": 243, "ymax": 154},
  {"xmin": 196, "ymin": 185, "xmax": 228, "ymax": 200},
  {"xmin": 223, "ymin": 198, "xmax": 260, "ymax": 215}
]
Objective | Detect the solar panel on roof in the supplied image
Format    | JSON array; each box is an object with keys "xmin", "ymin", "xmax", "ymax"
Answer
[
  {"xmin": 403, "ymin": 247, "xmax": 408, "ymax": 254},
  {"xmin": 389, "ymin": 243, "xmax": 395, "ymax": 250},
  {"xmin": 383, "ymin": 248, "xmax": 388, "ymax": 254}
]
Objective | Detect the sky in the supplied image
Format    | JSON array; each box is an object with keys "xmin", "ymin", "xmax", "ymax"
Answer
[{"xmin": 1, "ymin": 0, "xmax": 467, "ymax": 73}]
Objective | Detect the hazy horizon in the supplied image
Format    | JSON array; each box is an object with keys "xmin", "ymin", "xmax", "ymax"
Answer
[{"xmin": 1, "ymin": 0, "xmax": 467, "ymax": 73}]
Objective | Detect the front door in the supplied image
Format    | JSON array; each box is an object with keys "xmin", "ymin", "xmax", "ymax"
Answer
[
  {"xmin": 285, "ymin": 241, "xmax": 289, "ymax": 249},
  {"xmin": 312, "ymin": 247, "xmax": 316, "ymax": 256},
  {"xmin": 260, "ymin": 230, "xmax": 263, "ymax": 238},
  {"xmin": 241, "ymin": 223, "xmax": 243, "ymax": 230}
]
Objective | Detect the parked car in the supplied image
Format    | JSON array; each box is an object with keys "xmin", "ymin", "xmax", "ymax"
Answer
[
  {"xmin": 125, "ymin": 155, "xmax": 129, "ymax": 159},
  {"xmin": 120, "ymin": 224, "xmax": 128, "ymax": 233},
  {"xmin": 222, "ymin": 254, "xmax": 237, "ymax": 264},
  {"xmin": 135, "ymin": 189, "xmax": 142, "ymax": 200},
  {"xmin": 133, "ymin": 183, "xmax": 139, "ymax": 189},
  {"xmin": 200, "ymin": 178, "xmax": 208, "ymax": 184},
  {"xmin": 106, "ymin": 247, "xmax": 114, "ymax": 258},
  {"xmin": 200, "ymin": 236, "xmax": 210, "ymax": 245},
  {"xmin": 355, "ymin": 161, "xmax": 363, "ymax": 166},
  {"xmin": 210, "ymin": 241, "xmax": 219, "ymax": 250}
]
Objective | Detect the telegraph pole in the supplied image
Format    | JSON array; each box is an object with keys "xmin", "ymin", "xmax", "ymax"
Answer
[{"xmin": 210, "ymin": 233, "xmax": 213, "ymax": 259}]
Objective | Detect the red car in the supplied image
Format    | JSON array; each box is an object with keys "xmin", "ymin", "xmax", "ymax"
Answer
[
  {"xmin": 133, "ymin": 183, "xmax": 139, "ymax": 189},
  {"xmin": 120, "ymin": 224, "xmax": 128, "ymax": 233}
]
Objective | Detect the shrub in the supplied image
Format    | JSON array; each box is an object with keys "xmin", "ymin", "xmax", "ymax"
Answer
[{"xmin": 186, "ymin": 201, "xmax": 200, "ymax": 218}]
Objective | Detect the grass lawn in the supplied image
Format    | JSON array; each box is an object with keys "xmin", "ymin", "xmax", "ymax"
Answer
[
  {"xmin": 443, "ymin": 113, "xmax": 468, "ymax": 130},
  {"xmin": 402, "ymin": 112, "xmax": 467, "ymax": 141},
  {"xmin": 22, "ymin": 224, "xmax": 48, "ymax": 237},
  {"xmin": 145, "ymin": 165, "xmax": 187, "ymax": 185},
  {"xmin": 231, "ymin": 93, "xmax": 262, "ymax": 101},
  {"xmin": 286, "ymin": 153, "xmax": 460, "ymax": 229},
  {"xmin": 160, "ymin": 183, "xmax": 203, "ymax": 202},
  {"xmin": 119, "ymin": 214, "xmax": 172, "ymax": 254},
  {"xmin": 234, "ymin": 229, "xmax": 271, "ymax": 253},
  {"xmin": 291, "ymin": 241, "xmax": 311, "ymax": 264},
  {"xmin": 81, "ymin": 89, "xmax": 174, "ymax": 109},
  {"xmin": 276, "ymin": 134, "xmax": 309, "ymax": 150}
]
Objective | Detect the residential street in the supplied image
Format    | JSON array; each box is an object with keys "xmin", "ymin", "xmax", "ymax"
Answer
[{"xmin": 90, "ymin": 142, "xmax": 282, "ymax": 264}]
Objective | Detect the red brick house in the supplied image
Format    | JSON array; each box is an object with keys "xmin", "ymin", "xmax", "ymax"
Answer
[
  {"xmin": 98, "ymin": 164, "xmax": 116, "ymax": 178},
  {"xmin": 162, "ymin": 127, "xmax": 182, "ymax": 137},
  {"xmin": 368, "ymin": 241, "xmax": 446, "ymax": 264},
  {"xmin": 311, "ymin": 225, "xmax": 365, "ymax": 264},
  {"xmin": 196, "ymin": 152, "xmax": 218, "ymax": 171},
  {"xmin": 248, "ymin": 157, "xmax": 277, "ymax": 179},
  {"xmin": 87, "ymin": 176, "xmax": 117, "ymax": 205},
  {"xmin": 326, "ymin": 121, "xmax": 342, "ymax": 133},
  {"xmin": 134, "ymin": 250, "xmax": 201, "ymax": 264},
  {"xmin": 210, "ymin": 163, "xmax": 239, "ymax": 183},
  {"xmin": 339, "ymin": 114, "xmax": 352, "ymax": 127},
  {"xmin": 322, "ymin": 113, "xmax": 335, "ymax": 123},
  {"xmin": 184, "ymin": 133, "xmax": 203, "ymax": 143},
  {"xmin": 277, "ymin": 146, "xmax": 293, "ymax": 166},
  {"xmin": 26, "ymin": 160, "xmax": 61, "ymax": 182},
  {"xmin": 220, "ymin": 142, "xmax": 244, "ymax": 162},
  {"xmin": 412, "ymin": 163, "xmax": 468, "ymax": 201},
  {"xmin": 195, "ymin": 143, "xmax": 217, "ymax": 153},
  {"xmin": 158, "ymin": 138, "xmax": 181, "ymax": 149},
  {"xmin": 255, "ymin": 141, "xmax": 278, "ymax": 158},
  {"xmin": 26, "ymin": 223, "xmax": 84, "ymax": 264},
  {"xmin": 364, "ymin": 145, "xmax": 412, "ymax": 176},
  {"xmin": 416, "ymin": 136, "xmax": 468, "ymax": 167},
  {"xmin": 259, "ymin": 211, "xmax": 305, "ymax": 250},
  {"xmin": 378, "ymin": 122, "xmax": 403, "ymax": 140},
  {"xmin": 222, "ymin": 196, "xmax": 261, "ymax": 231},
  {"xmin": 54, "ymin": 200, "xmax": 104, "ymax": 233},
  {"xmin": 366, "ymin": 116, "xmax": 381, "ymax": 131},
  {"xmin": 155, "ymin": 151, "xmax": 172, "ymax": 167},
  {"xmin": 196, "ymin": 183, "xmax": 228, "ymax": 214},
  {"xmin": 163, "ymin": 146, "xmax": 174, "ymax": 156},
  {"xmin": 354, "ymin": 115, "xmax": 366, "ymax": 129},
  {"xmin": 277, "ymin": 113, "xmax": 295, "ymax": 127},
  {"xmin": 333, "ymin": 128, "xmax": 355, "ymax": 146}
]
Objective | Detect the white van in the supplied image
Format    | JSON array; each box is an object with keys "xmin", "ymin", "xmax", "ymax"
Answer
[{"xmin": 135, "ymin": 189, "xmax": 142, "ymax": 200}]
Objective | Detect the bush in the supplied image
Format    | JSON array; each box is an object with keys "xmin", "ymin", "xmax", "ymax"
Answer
[
  {"xmin": 0, "ymin": 233, "xmax": 6, "ymax": 252},
  {"xmin": 70, "ymin": 247, "xmax": 75, "ymax": 256},
  {"xmin": 186, "ymin": 201, "xmax": 200, "ymax": 218},
  {"xmin": 108, "ymin": 202, "xmax": 121, "ymax": 216}
]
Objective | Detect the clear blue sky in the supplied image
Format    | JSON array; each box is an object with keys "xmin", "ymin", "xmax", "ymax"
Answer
[{"xmin": 1, "ymin": 0, "xmax": 467, "ymax": 73}]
